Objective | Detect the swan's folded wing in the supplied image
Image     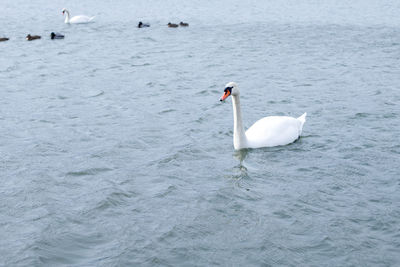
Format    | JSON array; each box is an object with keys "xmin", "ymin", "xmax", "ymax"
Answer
[
  {"xmin": 69, "ymin": 15, "xmax": 93, "ymax": 24},
  {"xmin": 245, "ymin": 116, "xmax": 302, "ymax": 147}
]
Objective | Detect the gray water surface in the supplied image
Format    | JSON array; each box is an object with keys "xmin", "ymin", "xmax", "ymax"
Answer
[{"xmin": 1, "ymin": 0, "xmax": 400, "ymax": 266}]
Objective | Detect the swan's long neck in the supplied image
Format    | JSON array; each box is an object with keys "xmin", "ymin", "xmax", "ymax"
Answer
[
  {"xmin": 232, "ymin": 95, "xmax": 247, "ymax": 150},
  {"xmin": 64, "ymin": 10, "xmax": 70, "ymax": 23}
]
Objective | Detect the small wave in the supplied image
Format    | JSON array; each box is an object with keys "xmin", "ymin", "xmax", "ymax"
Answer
[
  {"xmin": 158, "ymin": 109, "xmax": 176, "ymax": 114},
  {"xmin": 130, "ymin": 63, "xmax": 151, "ymax": 67},
  {"xmin": 294, "ymin": 83, "xmax": 312, "ymax": 87},
  {"xmin": 83, "ymin": 90, "xmax": 104, "ymax": 98},
  {"xmin": 351, "ymin": 112, "xmax": 371, "ymax": 119},
  {"xmin": 195, "ymin": 90, "xmax": 208, "ymax": 95},
  {"xmin": 66, "ymin": 168, "xmax": 112, "ymax": 177},
  {"xmin": 95, "ymin": 191, "xmax": 135, "ymax": 210},
  {"xmin": 154, "ymin": 185, "xmax": 177, "ymax": 198},
  {"xmin": 35, "ymin": 232, "xmax": 107, "ymax": 265}
]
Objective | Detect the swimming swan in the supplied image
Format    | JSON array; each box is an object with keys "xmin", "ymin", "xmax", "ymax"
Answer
[
  {"xmin": 62, "ymin": 8, "xmax": 95, "ymax": 24},
  {"xmin": 220, "ymin": 82, "xmax": 307, "ymax": 150}
]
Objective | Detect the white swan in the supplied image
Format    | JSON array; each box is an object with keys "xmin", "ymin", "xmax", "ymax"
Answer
[
  {"xmin": 62, "ymin": 8, "xmax": 95, "ymax": 24},
  {"xmin": 220, "ymin": 82, "xmax": 307, "ymax": 150}
]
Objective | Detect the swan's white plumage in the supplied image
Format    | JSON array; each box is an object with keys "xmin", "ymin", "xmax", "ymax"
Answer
[
  {"xmin": 68, "ymin": 15, "xmax": 95, "ymax": 24},
  {"xmin": 62, "ymin": 8, "xmax": 94, "ymax": 24},
  {"xmin": 220, "ymin": 82, "xmax": 306, "ymax": 150},
  {"xmin": 245, "ymin": 114, "xmax": 306, "ymax": 148}
]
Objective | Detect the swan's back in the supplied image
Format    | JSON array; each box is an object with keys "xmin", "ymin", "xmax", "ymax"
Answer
[
  {"xmin": 69, "ymin": 15, "xmax": 94, "ymax": 24},
  {"xmin": 245, "ymin": 114, "xmax": 306, "ymax": 148}
]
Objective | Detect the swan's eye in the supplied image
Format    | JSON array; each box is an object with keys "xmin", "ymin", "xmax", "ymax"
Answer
[
  {"xmin": 224, "ymin": 86, "xmax": 233, "ymax": 93},
  {"xmin": 220, "ymin": 87, "xmax": 232, "ymax": 101}
]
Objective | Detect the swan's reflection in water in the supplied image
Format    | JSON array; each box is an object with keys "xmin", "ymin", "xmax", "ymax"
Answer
[
  {"xmin": 233, "ymin": 149, "xmax": 249, "ymax": 163},
  {"xmin": 231, "ymin": 149, "xmax": 250, "ymax": 187}
]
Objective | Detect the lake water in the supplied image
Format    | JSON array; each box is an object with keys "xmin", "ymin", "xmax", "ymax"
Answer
[{"xmin": 1, "ymin": 0, "xmax": 400, "ymax": 266}]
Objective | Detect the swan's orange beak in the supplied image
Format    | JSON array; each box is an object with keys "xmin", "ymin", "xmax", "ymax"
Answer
[{"xmin": 220, "ymin": 90, "xmax": 230, "ymax": 101}]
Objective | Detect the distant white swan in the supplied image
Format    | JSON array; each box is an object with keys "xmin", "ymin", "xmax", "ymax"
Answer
[
  {"xmin": 220, "ymin": 82, "xmax": 307, "ymax": 150},
  {"xmin": 62, "ymin": 8, "xmax": 95, "ymax": 24}
]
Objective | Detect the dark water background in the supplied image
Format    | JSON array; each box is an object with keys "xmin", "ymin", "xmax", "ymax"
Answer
[{"xmin": 1, "ymin": 0, "xmax": 400, "ymax": 266}]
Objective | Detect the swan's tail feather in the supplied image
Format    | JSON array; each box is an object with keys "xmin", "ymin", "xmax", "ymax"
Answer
[
  {"xmin": 298, "ymin": 112, "xmax": 307, "ymax": 123},
  {"xmin": 89, "ymin": 16, "xmax": 95, "ymax": 21},
  {"xmin": 297, "ymin": 112, "xmax": 307, "ymax": 135}
]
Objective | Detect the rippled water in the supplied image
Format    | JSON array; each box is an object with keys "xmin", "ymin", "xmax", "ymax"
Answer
[{"xmin": 1, "ymin": 0, "xmax": 400, "ymax": 266}]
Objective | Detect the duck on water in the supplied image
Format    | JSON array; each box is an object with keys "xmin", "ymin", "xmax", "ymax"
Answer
[
  {"xmin": 51, "ymin": 32, "xmax": 64, "ymax": 39},
  {"xmin": 26, "ymin": 34, "xmax": 41, "ymax": 41},
  {"xmin": 167, "ymin": 22, "xmax": 179, "ymax": 28},
  {"xmin": 138, "ymin": 22, "xmax": 150, "ymax": 28}
]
